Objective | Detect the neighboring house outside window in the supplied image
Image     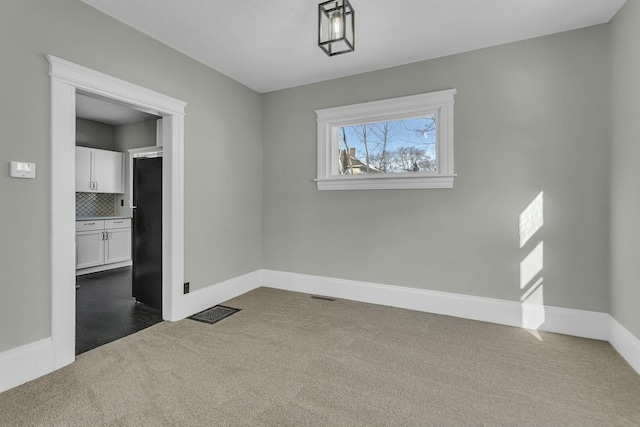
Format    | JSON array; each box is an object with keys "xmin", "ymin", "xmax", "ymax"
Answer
[
  {"xmin": 315, "ymin": 89, "xmax": 457, "ymax": 190},
  {"xmin": 339, "ymin": 147, "xmax": 382, "ymax": 175}
]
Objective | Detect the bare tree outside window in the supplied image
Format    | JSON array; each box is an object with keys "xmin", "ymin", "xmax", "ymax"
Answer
[
  {"xmin": 317, "ymin": 89, "xmax": 455, "ymax": 190},
  {"xmin": 338, "ymin": 116, "xmax": 437, "ymax": 175}
]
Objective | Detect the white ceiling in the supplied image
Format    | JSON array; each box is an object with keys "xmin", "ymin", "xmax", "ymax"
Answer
[
  {"xmin": 76, "ymin": 92, "xmax": 159, "ymax": 125},
  {"xmin": 82, "ymin": 0, "xmax": 626, "ymax": 93}
]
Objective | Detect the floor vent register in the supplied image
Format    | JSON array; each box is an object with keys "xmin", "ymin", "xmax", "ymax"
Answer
[{"xmin": 189, "ymin": 305, "xmax": 241, "ymax": 325}]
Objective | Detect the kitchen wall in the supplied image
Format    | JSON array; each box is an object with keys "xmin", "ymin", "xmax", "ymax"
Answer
[
  {"xmin": 610, "ymin": 0, "xmax": 640, "ymax": 339},
  {"xmin": 114, "ymin": 118, "xmax": 159, "ymax": 217},
  {"xmin": 262, "ymin": 24, "xmax": 611, "ymax": 314},
  {"xmin": 76, "ymin": 118, "xmax": 116, "ymax": 151},
  {"xmin": 0, "ymin": 0, "xmax": 263, "ymax": 352}
]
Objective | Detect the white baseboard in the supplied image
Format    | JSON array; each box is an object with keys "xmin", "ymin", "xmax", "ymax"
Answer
[
  {"xmin": 2, "ymin": 269, "xmax": 638, "ymax": 396},
  {"xmin": 262, "ymin": 270, "xmax": 637, "ymax": 370},
  {"xmin": 76, "ymin": 260, "xmax": 132, "ymax": 276},
  {"xmin": 262, "ymin": 269, "xmax": 525, "ymax": 326},
  {"xmin": 0, "ymin": 270, "xmax": 261, "ymax": 395},
  {"xmin": 261, "ymin": 269, "xmax": 611, "ymax": 341},
  {"xmin": 174, "ymin": 270, "xmax": 261, "ymax": 320},
  {"xmin": 538, "ymin": 305, "xmax": 610, "ymax": 341},
  {"xmin": 0, "ymin": 338, "xmax": 54, "ymax": 394},
  {"xmin": 609, "ymin": 317, "xmax": 640, "ymax": 374}
]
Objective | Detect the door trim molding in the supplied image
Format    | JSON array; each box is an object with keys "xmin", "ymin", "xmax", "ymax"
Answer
[{"xmin": 47, "ymin": 55, "xmax": 187, "ymax": 370}]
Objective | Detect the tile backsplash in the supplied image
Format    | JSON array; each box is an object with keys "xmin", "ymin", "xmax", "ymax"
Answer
[{"xmin": 76, "ymin": 192, "xmax": 116, "ymax": 217}]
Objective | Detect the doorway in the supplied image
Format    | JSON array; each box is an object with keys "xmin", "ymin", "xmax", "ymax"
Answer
[
  {"xmin": 74, "ymin": 95, "xmax": 165, "ymax": 354},
  {"xmin": 49, "ymin": 55, "xmax": 186, "ymax": 369}
]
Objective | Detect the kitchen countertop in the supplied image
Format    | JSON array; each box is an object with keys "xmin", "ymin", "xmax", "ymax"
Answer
[{"xmin": 76, "ymin": 216, "xmax": 131, "ymax": 221}]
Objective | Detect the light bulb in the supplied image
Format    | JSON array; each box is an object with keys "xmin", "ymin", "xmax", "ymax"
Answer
[{"xmin": 330, "ymin": 10, "xmax": 342, "ymax": 40}]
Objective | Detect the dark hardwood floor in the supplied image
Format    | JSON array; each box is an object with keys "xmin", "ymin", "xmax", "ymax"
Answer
[{"xmin": 75, "ymin": 267, "xmax": 163, "ymax": 355}]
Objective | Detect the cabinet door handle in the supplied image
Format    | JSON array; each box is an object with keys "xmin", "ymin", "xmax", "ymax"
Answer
[
  {"xmin": 105, "ymin": 231, "xmax": 109, "ymax": 240},
  {"xmin": 95, "ymin": 181, "xmax": 98, "ymax": 190},
  {"xmin": 101, "ymin": 231, "xmax": 105, "ymax": 241}
]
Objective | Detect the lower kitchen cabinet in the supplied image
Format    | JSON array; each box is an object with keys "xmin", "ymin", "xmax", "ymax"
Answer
[
  {"xmin": 76, "ymin": 218, "xmax": 131, "ymax": 274},
  {"xmin": 104, "ymin": 227, "xmax": 131, "ymax": 264},
  {"xmin": 76, "ymin": 229, "xmax": 106, "ymax": 269}
]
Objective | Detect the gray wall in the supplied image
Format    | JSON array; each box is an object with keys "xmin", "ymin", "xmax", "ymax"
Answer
[
  {"xmin": 0, "ymin": 0, "xmax": 634, "ymax": 356},
  {"xmin": 0, "ymin": 0, "xmax": 263, "ymax": 352},
  {"xmin": 115, "ymin": 119, "xmax": 157, "ymax": 152},
  {"xmin": 76, "ymin": 118, "xmax": 116, "ymax": 150},
  {"xmin": 262, "ymin": 25, "xmax": 611, "ymax": 313},
  {"xmin": 610, "ymin": 0, "xmax": 640, "ymax": 339},
  {"xmin": 114, "ymin": 119, "xmax": 158, "ymax": 217}
]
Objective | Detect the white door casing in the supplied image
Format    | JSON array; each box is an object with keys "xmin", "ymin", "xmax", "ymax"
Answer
[{"xmin": 48, "ymin": 55, "xmax": 186, "ymax": 370}]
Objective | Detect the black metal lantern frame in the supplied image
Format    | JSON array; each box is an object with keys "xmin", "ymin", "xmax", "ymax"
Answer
[{"xmin": 318, "ymin": 0, "xmax": 355, "ymax": 57}]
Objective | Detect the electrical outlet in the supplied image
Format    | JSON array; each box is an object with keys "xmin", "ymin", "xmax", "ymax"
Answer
[{"xmin": 183, "ymin": 282, "xmax": 190, "ymax": 294}]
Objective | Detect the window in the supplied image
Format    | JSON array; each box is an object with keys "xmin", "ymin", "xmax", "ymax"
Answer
[{"xmin": 315, "ymin": 89, "xmax": 456, "ymax": 190}]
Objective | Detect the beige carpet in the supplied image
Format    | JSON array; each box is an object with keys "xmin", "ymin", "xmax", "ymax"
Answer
[{"xmin": 1, "ymin": 287, "xmax": 639, "ymax": 426}]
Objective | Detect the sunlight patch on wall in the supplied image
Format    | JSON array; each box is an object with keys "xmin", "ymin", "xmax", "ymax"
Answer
[
  {"xmin": 519, "ymin": 191, "xmax": 545, "ymax": 334},
  {"xmin": 519, "ymin": 191, "xmax": 544, "ymax": 248},
  {"xmin": 521, "ymin": 276, "xmax": 544, "ymax": 303},
  {"xmin": 520, "ymin": 241, "xmax": 543, "ymax": 290}
]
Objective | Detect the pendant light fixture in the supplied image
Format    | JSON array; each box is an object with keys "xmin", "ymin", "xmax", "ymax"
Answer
[{"xmin": 318, "ymin": 0, "xmax": 355, "ymax": 57}]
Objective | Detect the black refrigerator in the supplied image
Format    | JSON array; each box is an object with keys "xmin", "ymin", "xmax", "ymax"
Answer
[{"xmin": 132, "ymin": 157, "xmax": 162, "ymax": 310}]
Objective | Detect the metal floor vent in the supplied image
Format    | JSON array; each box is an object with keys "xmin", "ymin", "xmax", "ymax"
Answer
[
  {"xmin": 310, "ymin": 295, "xmax": 336, "ymax": 301},
  {"xmin": 189, "ymin": 305, "xmax": 241, "ymax": 325}
]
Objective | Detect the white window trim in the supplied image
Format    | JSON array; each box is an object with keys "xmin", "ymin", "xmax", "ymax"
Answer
[{"xmin": 315, "ymin": 89, "xmax": 457, "ymax": 190}]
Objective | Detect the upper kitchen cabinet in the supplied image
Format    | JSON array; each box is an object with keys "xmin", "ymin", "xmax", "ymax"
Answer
[{"xmin": 75, "ymin": 146, "xmax": 124, "ymax": 193}]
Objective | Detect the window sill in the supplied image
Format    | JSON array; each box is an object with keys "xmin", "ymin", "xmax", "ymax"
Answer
[{"xmin": 315, "ymin": 174, "xmax": 455, "ymax": 190}]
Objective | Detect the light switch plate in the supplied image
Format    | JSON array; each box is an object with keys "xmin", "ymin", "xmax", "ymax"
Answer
[{"xmin": 10, "ymin": 161, "xmax": 36, "ymax": 179}]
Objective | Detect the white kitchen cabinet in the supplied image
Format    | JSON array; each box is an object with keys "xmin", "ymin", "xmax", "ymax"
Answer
[
  {"xmin": 75, "ymin": 147, "xmax": 92, "ymax": 192},
  {"xmin": 75, "ymin": 146, "xmax": 125, "ymax": 193},
  {"xmin": 104, "ymin": 224, "xmax": 131, "ymax": 264},
  {"xmin": 76, "ymin": 218, "xmax": 131, "ymax": 274},
  {"xmin": 76, "ymin": 229, "xmax": 105, "ymax": 269}
]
